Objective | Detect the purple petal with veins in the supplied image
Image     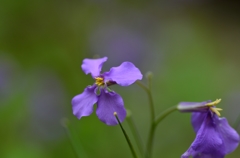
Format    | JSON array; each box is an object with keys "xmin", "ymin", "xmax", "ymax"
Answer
[
  {"xmin": 96, "ymin": 89, "xmax": 126, "ymax": 125},
  {"xmin": 182, "ymin": 112, "xmax": 225, "ymax": 158},
  {"xmin": 81, "ymin": 57, "xmax": 108, "ymax": 78},
  {"xmin": 72, "ymin": 85, "xmax": 98, "ymax": 119},
  {"xmin": 215, "ymin": 116, "xmax": 239, "ymax": 154},
  {"xmin": 103, "ymin": 62, "xmax": 142, "ymax": 86},
  {"xmin": 191, "ymin": 112, "xmax": 208, "ymax": 133}
]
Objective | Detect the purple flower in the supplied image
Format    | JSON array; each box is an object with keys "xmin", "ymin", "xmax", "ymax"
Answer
[
  {"xmin": 178, "ymin": 99, "xmax": 239, "ymax": 158},
  {"xmin": 71, "ymin": 57, "xmax": 142, "ymax": 125}
]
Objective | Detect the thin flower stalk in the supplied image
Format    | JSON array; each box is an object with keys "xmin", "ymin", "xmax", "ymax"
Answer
[{"xmin": 114, "ymin": 112, "xmax": 138, "ymax": 158}]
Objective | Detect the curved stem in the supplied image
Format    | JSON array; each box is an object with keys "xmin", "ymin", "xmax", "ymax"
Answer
[
  {"xmin": 144, "ymin": 106, "xmax": 177, "ymax": 158},
  {"xmin": 115, "ymin": 113, "xmax": 138, "ymax": 158},
  {"xmin": 155, "ymin": 106, "xmax": 177, "ymax": 125},
  {"xmin": 146, "ymin": 106, "xmax": 177, "ymax": 158},
  {"xmin": 136, "ymin": 81, "xmax": 149, "ymax": 93}
]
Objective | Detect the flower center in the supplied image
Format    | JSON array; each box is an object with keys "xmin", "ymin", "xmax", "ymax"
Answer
[
  {"xmin": 205, "ymin": 99, "xmax": 223, "ymax": 116},
  {"xmin": 95, "ymin": 77, "xmax": 105, "ymax": 86}
]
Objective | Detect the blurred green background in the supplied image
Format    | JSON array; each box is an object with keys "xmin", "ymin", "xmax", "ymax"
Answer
[{"xmin": 0, "ymin": 0, "xmax": 240, "ymax": 157}]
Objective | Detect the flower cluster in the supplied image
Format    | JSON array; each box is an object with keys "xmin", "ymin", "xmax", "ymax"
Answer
[
  {"xmin": 71, "ymin": 57, "xmax": 239, "ymax": 157},
  {"xmin": 71, "ymin": 57, "xmax": 142, "ymax": 125}
]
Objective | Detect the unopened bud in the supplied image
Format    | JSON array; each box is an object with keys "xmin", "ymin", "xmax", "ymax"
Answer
[{"xmin": 145, "ymin": 71, "xmax": 153, "ymax": 80}]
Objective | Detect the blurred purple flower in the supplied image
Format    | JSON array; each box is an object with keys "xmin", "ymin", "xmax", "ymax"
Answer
[
  {"xmin": 178, "ymin": 99, "xmax": 239, "ymax": 158},
  {"xmin": 90, "ymin": 25, "xmax": 147, "ymax": 63},
  {"xmin": 28, "ymin": 70, "xmax": 66, "ymax": 141},
  {"xmin": 89, "ymin": 24, "xmax": 162, "ymax": 72},
  {"xmin": 71, "ymin": 57, "xmax": 142, "ymax": 125}
]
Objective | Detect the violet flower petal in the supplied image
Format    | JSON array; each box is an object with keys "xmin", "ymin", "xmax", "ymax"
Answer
[
  {"xmin": 71, "ymin": 85, "xmax": 98, "ymax": 119},
  {"xmin": 215, "ymin": 115, "xmax": 239, "ymax": 154},
  {"xmin": 81, "ymin": 57, "xmax": 108, "ymax": 78},
  {"xmin": 103, "ymin": 62, "xmax": 142, "ymax": 86},
  {"xmin": 96, "ymin": 89, "xmax": 126, "ymax": 125},
  {"xmin": 182, "ymin": 149, "xmax": 224, "ymax": 158},
  {"xmin": 191, "ymin": 112, "xmax": 208, "ymax": 133},
  {"xmin": 182, "ymin": 112, "xmax": 225, "ymax": 158}
]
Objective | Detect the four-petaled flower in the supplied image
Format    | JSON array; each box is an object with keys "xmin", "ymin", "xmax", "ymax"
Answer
[
  {"xmin": 178, "ymin": 99, "xmax": 239, "ymax": 158},
  {"xmin": 71, "ymin": 57, "xmax": 142, "ymax": 125}
]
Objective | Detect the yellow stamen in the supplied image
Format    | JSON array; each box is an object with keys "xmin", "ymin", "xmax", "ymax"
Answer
[
  {"xmin": 95, "ymin": 77, "xmax": 105, "ymax": 86},
  {"xmin": 205, "ymin": 99, "xmax": 222, "ymax": 116},
  {"xmin": 210, "ymin": 107, "xmax": 222, "ymax": 116},
  {"xmin": 205, "ymin": 99, "xmax": 221, "ymax": 106}
]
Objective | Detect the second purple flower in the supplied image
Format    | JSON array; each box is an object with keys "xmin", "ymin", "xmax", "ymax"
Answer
[
  {"xmin": 178, "ymin": 99, "xmax": 239, "ymax": 158},
  {"xmin": 71, "ymin": 57, "xmax": 142, "ymax": 125}
]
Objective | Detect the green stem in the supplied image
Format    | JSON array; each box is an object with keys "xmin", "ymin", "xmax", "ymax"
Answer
[
  {"xmin": 127, "ymin": 116, "xmax": 144, "ymax": 157},
  {"xmin": 154, "ymin": 106, "xmax": 177, "ymax": 125},
  {"xmin": 146, "ymin": 106, "xmax": 177, "ymax": 158},
  {"xmin": 145, "ymin": 122, "xmax": 156, "ymax": 158},
  {"xmin": 136, "ymin": 81, "xmax": 149, "ymax": 93},
  {"xmin": 136, "ymin": 81, "xmax": 177, "ymax": 158},
  {"xmin": 115, "ymin": 113, "xmax": 138, "ymax": 158},
  {"xmin": 146, "ymin": 72, "xmax": 153, "ymax": 92},
  {"xmin": 136, "ymin": 81, "xmax": 155, "ymax": 158}
]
